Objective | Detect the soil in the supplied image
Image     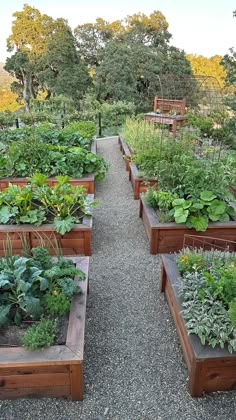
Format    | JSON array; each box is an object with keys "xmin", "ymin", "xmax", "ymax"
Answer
[{"xmin": 0, "ymin": 314, "xmax": 69, "ymax": 347}]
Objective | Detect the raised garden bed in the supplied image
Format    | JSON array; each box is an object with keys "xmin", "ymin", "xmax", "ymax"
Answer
[
  {"xmin": 139, "ymin": 194, "xmax": 236, "ymax": 254},
  {"xmin": 118, "ymin": 136, "xmax": 131, "ymax": 171},
  {"xmin": 0, "ymin": 174, "xmax": 95, "ymax": 194},
  {"xmin": 129, "ymin": 163, "xmax": 157, "ymax": 200},
  {"xmin": 160, "ymin": 254, "xmax": 236, "ymax": 396},
  {"xmin": 0, "ymin": 141, "xmax": 97, "ymax": 194},
  {"xmin": 0, "ymin": 204, "xmax": 93, "ymax": 256},
  {"xmin": 0, "ymin": 256, "xmax": 89, "ymax": 400}
]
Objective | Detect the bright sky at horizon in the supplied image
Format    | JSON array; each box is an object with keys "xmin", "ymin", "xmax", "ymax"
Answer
[{"xmin": 0, "ymin": 0, "xmax": 235, "ymax": 62}]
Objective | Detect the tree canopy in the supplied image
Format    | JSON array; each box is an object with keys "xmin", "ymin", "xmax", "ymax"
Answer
[{"xmin": 4, "ymin": 6, "xmax": 194, "ymax": 113}]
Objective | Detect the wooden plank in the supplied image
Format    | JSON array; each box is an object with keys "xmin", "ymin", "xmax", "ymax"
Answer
[
  {"xmin": 66, "ymin": 258, "xmax": 89, "ymax": 357},
  {"xmin": 0, "ymin": 372, "xmax": 70, "ymax": 389},
  {"xmin": 70, "ymin": 364, "xmax": 83, "ymax": 401},
  {"xmin": 0, "ymin": 385, "xmax": 70, "ymax": 399},
  {"xmin": 0, "ymin": 345, "xmax": 78, "ymax": 366},
  {"xmin": 0, "ymin": 365, "xmax": 69, "ymax": 376}
]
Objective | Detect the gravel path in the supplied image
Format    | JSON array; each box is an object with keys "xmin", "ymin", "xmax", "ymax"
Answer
[{"xmin": 1, "ymin": 137, "xmax": 236, "ymax": 420}]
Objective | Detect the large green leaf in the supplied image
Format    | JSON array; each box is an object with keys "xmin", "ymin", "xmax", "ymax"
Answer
[
  {"xmin": 200, "ymin": 191, "xmax": 217, "ymax": 202},
  {"xmin": 192, "ymin": 201, "xmax": 204, "ymax": 210},
  {"xmin": 186, "ymin": 215, "xmax": 209, "ymax": 231},
  {"xmin": 30, "ymin": 173, "xmax": 48, "ymax": 187},
  {"xmin": 53, "ymin": 216, "xmax": 75, "ymax": 235},
  {"xmin": 0, "ymin": 304, "xmax": 11, "ymax": 325},
  {"xmin": 207, "ymin": 200, "xmax": 226, "ymax": 216},
  {"xmin": 19, "ymin": 209, "xmax": 46, "ymax": 226},
  {"xmin": 24, "ymin": 296, "xmax": 43, "ymax": 320},
  {"xmin": 0, "ymin": 205, "xmax": 18, "ymax": 223},
  {"xmin": 172, "ymin": 198, "xmax": 185, "ymax": 206},
  {"xmin": 226, "ymin": 205, "xmax": 236, "ymax": 217},
  {"xmin": 0, "ymin": 273, "xmax": 11, "ymax": 288},
  {"xmin": 219, "ymin": 213, "xmax": 230, "ymax": 222},
  {"xmin": 174, "ymin": 208, "xmax": 189, "ymax": 224}
]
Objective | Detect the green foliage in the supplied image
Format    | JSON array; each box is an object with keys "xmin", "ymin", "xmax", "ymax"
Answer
[
  {"xmin": 229, "ymin": 300, "xmax": 236, "ymax": 328},
  {"xmin": 21, "ymin": 318, "xmax": 58, "ymax": 350},
  {"xmin": 180, "ymin": 272, "xmax": 236, "ymax": 352},
  {"xmin": 66, "ymin": 121, "xmax": 96, "ymax": 139},
  {"xmin": 186, "ymin": 113, "xmax": 214, "ymax": 137},
  {"xmin": 176, "ymin": 252, "xmax": 205, "ymax": 273},
  {"xmin": 146, "ymin": 185, "xmax": 236, "ymax": 231},
  {"xmin": 100, "ymin": 101, "xmax": 135, "ymax": 135},
  {"xmin": 43, "ymin": 289, "xmax": 70, "ymax": 315},
  {"xmin": 95, "ymin": 23, "xmax": 191, "ymax": 111},
  {"xmin": 0, "ymin": 177, "xmax": 96, "ymax": 234},
  {"xmin": 157, "ymin": 155, "xmax": 230, "ymax": 198},
  {"xmin": 0, "ymin": 137, "xmax": 108, "ymax": 181},
  {"xmin": 0, "ymin": 246, "xmax": 85, "ymax": 330},
  {"xmin": 176, "ymin": 249, "xmax": 236, "ymax": 352}
]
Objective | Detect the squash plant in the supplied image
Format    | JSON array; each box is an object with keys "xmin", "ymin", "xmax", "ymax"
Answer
[
  {"xmin": 0, "ymin": 174, "xmax": 95, "ymax": 235},
  {"xmin": 145, "ymin": 188, "xmax": 236, "ymax": 231}
]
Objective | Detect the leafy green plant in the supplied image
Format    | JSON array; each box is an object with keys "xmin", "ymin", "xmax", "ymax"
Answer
[
  {"xmin": 229, "ymin": 300, "xmax": 236, "ymax": 328},
  {"xmin": 176, "ymin": 249, "xmax": 236, "ymax": 353},
  {"xmin": 176, "ymin": 252, "xmax": 206, "ymax": 273},
  {"xmin": 0, "ymin": 246, "xmax": 85, "ymax": 330},
  {"xmin": 0, "ymin": 137, "xmax": 108, "ymax": 180},
  {"xmin": 146, "ymin": 186, "xmax": 236, "ymax": 231},
  {"xmin": 0, "ymin": 175, "xmax": 96, "ymax": 234},
  {"xmin": 43, "ymin": 289, "xmax": 70, "ymax": 315},
  {"xmin": 21, "ymin": 318, "xmax": 58, "ymax": 350}
]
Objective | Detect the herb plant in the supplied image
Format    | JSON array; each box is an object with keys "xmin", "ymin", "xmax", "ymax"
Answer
[
  {"xmin": 176, "ymin": 249, "xmax": 236, "ymax": 352},
  {"xmin": 21, "ymin": 318, "xmax": 58, "ymax": 350}
]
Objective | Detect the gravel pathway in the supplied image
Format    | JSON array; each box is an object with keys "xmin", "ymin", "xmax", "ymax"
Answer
[{"xmin": 1, "ymin": 137, "xmax": 236, "ymax": 420}]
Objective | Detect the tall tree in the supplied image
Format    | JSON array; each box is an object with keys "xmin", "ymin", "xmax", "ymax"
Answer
[
  {"xmin": 37, "ymin": 20, "xmax": 91, "ymax": 104},
  {"xmin": 5, "ymin": 5, "xmax": 56, "ymax": 111},
  {"xmin": 74, "ymin": 18, "xmax": 117, "ymax": 68},
  {"xmin": 94, "ymin": 11, "xmax": 191, "ymax": 111},
  {"xmin": 221, "ymin": 10, "xmax": 236, "ymax": 86},
  {"xmin": 187, "ymin": 54, "xmax": 226, "ymax": 89}
]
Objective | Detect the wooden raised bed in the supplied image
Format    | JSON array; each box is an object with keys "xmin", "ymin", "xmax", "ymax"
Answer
[
  {"xmin": 160, "ymin": 254, "xmax": 236, "ymax": 396},
  {"xmin": 0, "ymin": 256, "xmax": 89, "ymax": 400},
  {"xmin": 0, "ymin": 194, "xmax": 93, "ymax": 256},
  {"xmin": 118, "ymin": 136, "xmax": 131, "ymax": 171},
  {"xmin": 0, "ymin": 141, "xmax": 97, "ymax": 194},
  {"xmin": 139, "ymin": 194, "xmax": 236, "ymax": 254},
  {"xmin": 0, "ymin": 174, "xmax": 95, "ymax": 194},
  {"xmin": 129, "ymin": 162, "xmax": 157, "ymax": 200}
]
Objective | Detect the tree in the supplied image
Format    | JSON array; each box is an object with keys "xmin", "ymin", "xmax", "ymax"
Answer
[
  {"xmin": 74, "ymin": 18, "xmax": 116, "ymax": 68},
  {"xmin": 95, "ymin": 39, "xmax": 191, "ymax": 111},
  {"xmin": 221, "ymin": 11, "xmax": 236, "ymax": 87},
  {"xmin": 5, "ymin": 5, "xmax": 56, "ymax": 111},
  {"xmin": 36, "ymin": 20, "xmax": 91, "ymax": 104},
  {"xmin": 4, "ymin": 51, "xmax": 37, "ymax": 112},
  {"xmin": 75, "ymin": 11, "xmax": 171, "ymax": 70},
  {"xmin": 94, "ymin": 9, "xmax": 191, "ymax": 111},
  {"xmin": 5, "ymin": 5, "xmax": 89, "ymax": 111},
  {"xmin": 187, "ymin": 54, "xmax": 226, "ymax": 89}
]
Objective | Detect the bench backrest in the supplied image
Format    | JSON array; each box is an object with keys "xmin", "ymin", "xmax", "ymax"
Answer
[{"xmin": 154, "ymin": 97, "xmax": 186, "ymax": 116}]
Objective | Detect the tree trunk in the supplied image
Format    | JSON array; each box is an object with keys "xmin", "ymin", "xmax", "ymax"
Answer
[{"xmin": 21, "ymin": 69, "xmax": 31, "ymax": 113}]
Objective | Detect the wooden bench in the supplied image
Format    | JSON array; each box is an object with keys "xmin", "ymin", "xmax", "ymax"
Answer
[{"xmin": 145, "ymin": 97, "xmax": 186, "ymax": 137}]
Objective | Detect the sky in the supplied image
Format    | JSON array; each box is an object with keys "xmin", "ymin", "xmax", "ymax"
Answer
[{"xmin": 0, "ymin": 0, "xmax": 235, "ymax": 62}]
